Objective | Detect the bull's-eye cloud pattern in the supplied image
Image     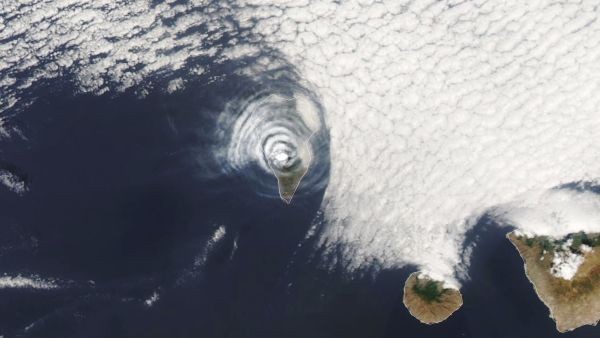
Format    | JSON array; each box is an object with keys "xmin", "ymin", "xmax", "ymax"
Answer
[
  {"xmin": 2, "ymin": 0, "xmax": 600, "ymax": 287},
  {"xmin": 235, "ymin": 0, "xmax": 600, "ymax": 284}
]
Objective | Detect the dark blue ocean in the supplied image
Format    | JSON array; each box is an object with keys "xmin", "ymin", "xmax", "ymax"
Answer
[{"xmin": 0, "ymin": 82, "xmax": 599, "ymax": 338}]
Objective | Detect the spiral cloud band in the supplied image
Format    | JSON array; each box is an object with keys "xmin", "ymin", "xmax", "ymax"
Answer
[
  {"xmin": 2, "ymin": 0, "xmax": 600, "ymax": 287},
  {"xmin": 233, "ymin": 0, "xmax": 600, "ymax": 285},
  {"xmin": 215, "ymin": 75, "xmax": 329, "ymax": 202}
]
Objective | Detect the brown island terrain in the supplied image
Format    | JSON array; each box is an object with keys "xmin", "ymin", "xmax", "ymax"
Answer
[
  {"xmin": 508, "ymin": 231, "xmax": 600, "ymax": 332},
  {"xmin": 267, "ymin": 141, "xmax": 312, "ymax": 204},
  {"xmin": 403, "ymin": 272, "xmax": 463, "ymax": 324},
  {"xmin": 272, "ymin": 164, "xmax": 309, "ymax": 204}
]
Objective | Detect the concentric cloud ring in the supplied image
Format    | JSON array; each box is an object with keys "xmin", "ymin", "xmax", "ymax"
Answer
[{"xmin": 216, "ymin": 75, "xmax": 329, "ymax": 202}]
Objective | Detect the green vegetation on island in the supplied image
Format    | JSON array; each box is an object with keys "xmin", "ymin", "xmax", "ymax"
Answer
[
  {"xmin": 403, "ymin": 272, "xmax": 463, "ymax": 325},
  {"xmin": 508, "ymin": 231, "xmax": 600, "ymax": 333},
  {"xmin": 523, "ymin": 232, "xmax": 600, "ymax": 254},
  {"xmin": 412, "ymin": 279, "xmax": 446, "ymax": 303}
]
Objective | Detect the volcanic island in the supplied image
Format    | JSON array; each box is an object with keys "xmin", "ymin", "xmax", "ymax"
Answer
[
  {"xmin": 403, "ymin": 272, "xmax": 463, "ymax": 324},
  {"xmin": 508, "ymin": 231, "xmax": 600, "ymax": 332},
  {"xmin": 267, "ymin": 141, "xmax": 312, "ymax": 204},
  {"xmin": 271, "ymin": 161, "xmax": 309, "ymax": 204}
]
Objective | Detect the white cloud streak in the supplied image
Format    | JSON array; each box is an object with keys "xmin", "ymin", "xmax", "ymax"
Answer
[
  {"xmin": 0, "ymin": 169, "xmax": 27, "ymax": 195},
  {"xmin": 0, "ymin": 275, "xmax": 58, "ymax": 290}
]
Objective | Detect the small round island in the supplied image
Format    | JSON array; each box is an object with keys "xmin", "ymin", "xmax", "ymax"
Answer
[{"xmin": 403, "ymin": 272, "xmax": 463, "ymax": 325}]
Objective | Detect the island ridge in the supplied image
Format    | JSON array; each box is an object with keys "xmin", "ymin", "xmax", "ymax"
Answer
[{"xmin": 508, "ymin": 231, "xmax": 600, "ymax": 332}]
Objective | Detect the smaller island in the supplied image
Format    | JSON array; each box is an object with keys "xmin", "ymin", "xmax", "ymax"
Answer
[
  {"xmin": 403, "ymin": 272, "xmax": 463, "ymax": 325},
  {"xmin": 508, "ymin": 231, "xmax": 600, "ymax": 332},
  {"xmin": 271, "ymin": 163, "xmax": 309, "ymax": 204},
  {"xmin": 266, "ymin": 140, "xmax": 312, "ymax": 204}
]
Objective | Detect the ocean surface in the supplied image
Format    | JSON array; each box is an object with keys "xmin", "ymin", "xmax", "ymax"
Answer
[{"xmin": 0, "ymin": 84, "xmax": 599, "ymax": 338}]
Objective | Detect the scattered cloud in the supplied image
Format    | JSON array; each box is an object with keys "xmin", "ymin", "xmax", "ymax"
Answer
[
  {"xmin": 0, "ymin": 275, "xmax": 59, "ymax": 290},
  {"xmin": 238, "ymin": 0, "xmax": 600, "ymax": 284},
  {"xmin": 2, "ymin": 0, "xmax": 600, "ymax": 287}
]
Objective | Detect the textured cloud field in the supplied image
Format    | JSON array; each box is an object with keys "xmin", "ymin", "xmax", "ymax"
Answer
[
  {"xmin": 235, "ymin": 0, "xmax": 600, "ymax": 284},
  {"xmin": 2, "ymin": 0, "xmax": 600, "ymax": 287}
]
